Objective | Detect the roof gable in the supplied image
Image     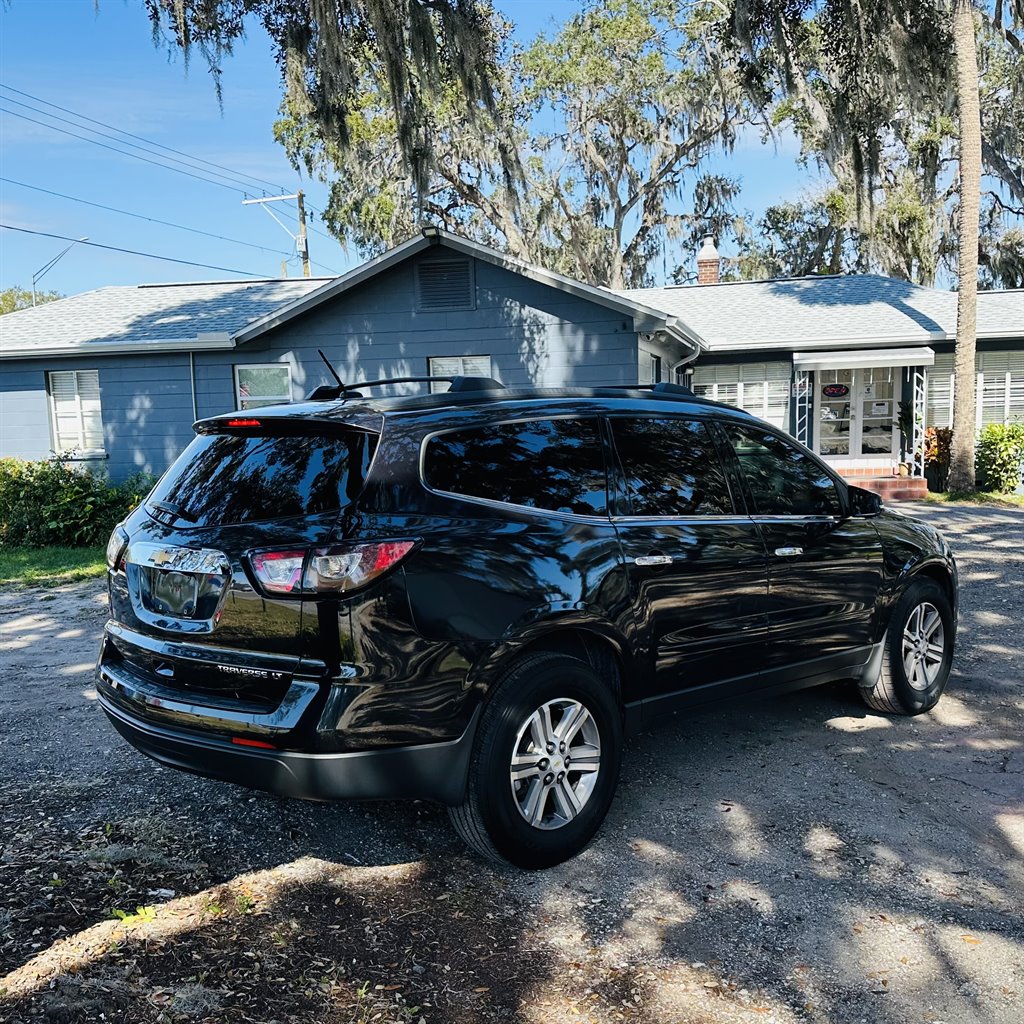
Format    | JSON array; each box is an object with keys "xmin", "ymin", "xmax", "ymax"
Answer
[{"xmin": 234, "ymin": 230, "xmax": 706, "ymax": 354}]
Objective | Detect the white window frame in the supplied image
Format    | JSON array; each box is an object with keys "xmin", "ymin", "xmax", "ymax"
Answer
[
  {"xmin": 234, "ymin": 363, "xmax": 292, "ymax": 410},
  {"xmin": 47, "ymin": 369, "xmax": 105, "ymax": 456},
  {"xmin": 428, "ymin": 355, "xmax": 493, "ymax": 393},
  {"xmin": 690, "ymin": 362, "xmax": 791, "ymax": 431}
]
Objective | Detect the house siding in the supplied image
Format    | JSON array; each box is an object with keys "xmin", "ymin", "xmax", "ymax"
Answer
[{"xmin": 0, "ymin": 353, "xmax": 196, "ymax": 480}]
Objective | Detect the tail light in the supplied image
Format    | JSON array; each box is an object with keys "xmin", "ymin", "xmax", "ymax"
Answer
[
  {"xmin": 249, "ymin": 549, "xmax": 306, "ymax": 594},
  {"xmin": 106, "ymin": 525, "xmax": 130, "ymax": 571},
  {"xmin": 248, "ymin": 540, "xmax": 417, "ymax": 597}
]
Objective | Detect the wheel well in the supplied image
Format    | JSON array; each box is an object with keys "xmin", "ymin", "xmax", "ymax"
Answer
[
  {"xmin": 500, "ymin": 628, "xmax": 626, "ymax": 704},
  {"xmin": 913, "ymin": 563, "xmax": 955, "ymax": 604}
]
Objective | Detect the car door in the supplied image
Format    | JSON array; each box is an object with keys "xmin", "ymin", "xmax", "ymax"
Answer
[
  {"xmin": 716, "ymin": 420, "xmax": 885, "ymax": 676},
  {"xmin": 606, "ymin": 415, "xmax": 770, "ymax": 708}
]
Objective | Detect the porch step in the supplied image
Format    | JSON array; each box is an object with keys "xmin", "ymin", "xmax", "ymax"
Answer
[{"xmin": 845, "ymin": 476, "xmax": 928, "ymax": 502}]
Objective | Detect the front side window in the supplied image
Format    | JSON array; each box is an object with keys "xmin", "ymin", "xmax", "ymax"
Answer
[
  {"xmin": 424, "ymin": 417, "xmax": 607, "ymax": 516},
  {"xmin": 47, "ymin": 369, "xmax": 104, "ymax": 453},
  {"xmin": 609, "ymin": 417, "xmax": 733, "ymax": 517},
  {"xmin": 722, "ymin": 423, "xmax": 841, "ymax": 516},
  {"xmin": 235, "ymin": 364, "xmax": 292, "ymax": 410}
]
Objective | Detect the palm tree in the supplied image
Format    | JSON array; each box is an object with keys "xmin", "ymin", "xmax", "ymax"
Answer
[
  {"xmin": 725, "ymin": 1, "xmax": 1022, "ymax": 491},
  {"xmin": 948, "ymin": 0, "xmax": 983, "ymax": 491}
]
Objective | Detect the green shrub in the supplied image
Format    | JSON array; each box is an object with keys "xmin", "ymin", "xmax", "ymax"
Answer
[
  {"xmin": 975, "ymin": 423, "xmax": 1024, "ymax": 493},
  {"xmin": 0, "ymin": 458, "xmax": 153, "ymax": 548}
]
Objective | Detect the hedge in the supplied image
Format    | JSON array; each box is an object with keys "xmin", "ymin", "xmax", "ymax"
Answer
[{"xmin": 0, "ymin": 458, "xmax": 152, "ymax": 548}]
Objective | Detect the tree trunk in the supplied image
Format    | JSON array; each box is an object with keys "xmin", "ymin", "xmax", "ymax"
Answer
[{"xmin": 948, "ymin": 0, "xmax": 982, "ymax": 492}]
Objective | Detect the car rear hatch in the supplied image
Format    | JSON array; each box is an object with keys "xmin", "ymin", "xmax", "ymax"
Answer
[{"xmin": 99, "ymin": 413, "xmax": 379, "ymax": 737}]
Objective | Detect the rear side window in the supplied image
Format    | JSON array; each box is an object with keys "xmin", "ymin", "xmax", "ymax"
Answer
[
  {"xmin": 424, "ymin": 417, "xmax": 607, "ymax": 516},
  {"xmin": 721, "ymin": 423, "xmax": 841, "ymax": 516},
  {"xmin": 609, "ymin": 417, "xmax": 733, "ymax": 517},
  {"xmin": 146, "ymin": 430, "xmax": 376, "ymax": 526}
]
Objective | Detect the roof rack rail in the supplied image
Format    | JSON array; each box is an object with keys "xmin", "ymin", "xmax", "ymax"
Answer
[
  {"xmin": 596, "ymin": 381, "xmax": 695, "ymax": 398},
  {"xmin": 306, "ymin": 374, "xmax": 506, "ymax": 402}
]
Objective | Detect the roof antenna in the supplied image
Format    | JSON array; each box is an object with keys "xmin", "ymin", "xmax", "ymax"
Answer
[{"xmin": 317, "ymin": 348, "xmax": 343, "ymax": 388}]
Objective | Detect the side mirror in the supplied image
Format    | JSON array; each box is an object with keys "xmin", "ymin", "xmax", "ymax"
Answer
[{"xmin": 848, "ymin": 485, "xmax": 883, "ymax": 517}]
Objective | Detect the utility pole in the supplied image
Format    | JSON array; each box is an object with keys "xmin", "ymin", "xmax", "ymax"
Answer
[
  {"xmin": 242, "ymin": 194, "xmax": 311, "ymax": 277},
  {"xmin": 296, "ymin": 190, "xmax": 310, "ymax": 278}
]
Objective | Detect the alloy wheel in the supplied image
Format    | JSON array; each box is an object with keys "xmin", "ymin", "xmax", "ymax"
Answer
[
  {"xmin": 509, "ymin": 698, "xmax": 601, "ymax": 830},
  {"xmin": 901, "ymin": 601, "xmax": 945, "ymax": 691}
]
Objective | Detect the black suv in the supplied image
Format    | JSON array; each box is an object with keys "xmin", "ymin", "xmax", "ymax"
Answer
[{"xmin": 97, "ymin": 378, "xmax": 958, "ymax": 868}]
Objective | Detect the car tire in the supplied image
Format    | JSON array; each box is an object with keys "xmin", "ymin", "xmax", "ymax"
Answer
[
  {"xmin": 859, "ymin": 577, "xmax": 954, "ymax": 715},
  {"xmin": 448, "ymin": 649, "xmax": 623, "ymax": 869}
]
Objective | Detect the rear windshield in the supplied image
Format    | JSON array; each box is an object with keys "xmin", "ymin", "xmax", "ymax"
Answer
[{"xmin": 146, "ymin": 430, "xmax": 376, "ymax": 526}]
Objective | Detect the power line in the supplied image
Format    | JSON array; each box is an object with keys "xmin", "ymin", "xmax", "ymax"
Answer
[
  {"xmin": 0, "ymin": 83, "xmax": 290, "ymax": 195},
  {"xmin": 0, "ymin": 177, "xmax": 293, "ymax": 257},
  {"xmin": 0, "ymin": 86, "xmax": 343, "ymax": 271},
  {"xmin": 0, "ymin": 107, "xmax": 253, "ymax": 195},
  {"xmin": 1, "ymin": 224, "xmax": 266, "ymax": 277}
]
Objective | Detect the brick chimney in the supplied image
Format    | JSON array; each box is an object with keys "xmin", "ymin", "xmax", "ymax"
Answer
[{"xmin": 696, "ymin": 235, "xmax": 721, "ymax": 285}]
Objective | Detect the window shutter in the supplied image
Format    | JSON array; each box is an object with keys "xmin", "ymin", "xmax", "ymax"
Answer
[
  {"xmin": 690, "ymin": 362, "xmax": 790, "ymax": 429},
  {"xmin": 460, "ymin": 355, "xmax": 491, "ymax": 377},
  {"xmin": 417, "ymin": 260, "xmax": 474, "ymax": 310},
  {"xmin": 926, "ymin": 353, "xmax": 954, "ymax": 429}
]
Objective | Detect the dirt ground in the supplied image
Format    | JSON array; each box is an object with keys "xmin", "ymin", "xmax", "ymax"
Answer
[{"xmin": 1, "ymin": 502, "xmax": 1022, "ymax": 1024}]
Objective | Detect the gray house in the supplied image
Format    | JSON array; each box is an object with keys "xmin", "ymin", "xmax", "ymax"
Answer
[{"xmin": 1, "ymin": 228, "xmax": 1022, "ymax": 495}]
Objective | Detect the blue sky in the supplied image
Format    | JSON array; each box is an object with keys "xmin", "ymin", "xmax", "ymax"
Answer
[{"xmin": 0, "ymin": 0, "xmax": 813, "ymax": 297}]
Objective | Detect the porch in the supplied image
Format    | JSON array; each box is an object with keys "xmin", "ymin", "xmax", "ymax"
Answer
[{"xmin": 792, "ymin": 348, "xmax": 933, "ymax": 500}]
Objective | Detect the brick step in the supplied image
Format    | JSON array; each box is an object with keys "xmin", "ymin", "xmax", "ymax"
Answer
[{"xmin": 845, "ymin": 476, "xmax": 928, "ymax": 502}]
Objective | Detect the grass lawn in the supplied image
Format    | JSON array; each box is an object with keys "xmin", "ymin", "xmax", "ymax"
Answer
[
  {"xmin": 0, "ymin": 546, "xmax": 107, "ymax": 586},
  {"xmin": 925, "ymin": 490, "xmax": 1024, "ymax": 509}
]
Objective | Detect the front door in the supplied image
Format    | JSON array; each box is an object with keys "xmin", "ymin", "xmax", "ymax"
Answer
[
  {"xmin": 718, "ymin": 421, "xmax": 885, "ymax": 676},
  {"xmin": 606, "ymin": 415, "xmax": 769, "ymax": 704},
  {"xmin": 817, "ymin": 368, "xmax": 900, "ymax": 462}
]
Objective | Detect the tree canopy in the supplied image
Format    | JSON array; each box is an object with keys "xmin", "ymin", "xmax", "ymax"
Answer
[
  {"xmin": 143, "ymin": 0, "xmax": 517, "ymax": 202},
  {"xmin": 0, "ymin": 287, "xmax": 62, "ymax": 315},
  {"xmin": 275, "ymin": 0, "xmax": 755, "ymax": 288}
]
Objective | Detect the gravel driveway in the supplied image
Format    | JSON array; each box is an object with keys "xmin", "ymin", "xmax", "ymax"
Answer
[{"xmin": 1, "ymin": 503, "xmax": 1022, "ymax": 1024}]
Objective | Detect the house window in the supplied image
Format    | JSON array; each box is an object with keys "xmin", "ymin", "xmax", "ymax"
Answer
[
  {"xmin": 47, "ymin": 369, "xmax": 104, "ymax": 454},
  {"xmin": 650, "ymin": 355, "xmax": 663, "ymax": 383},
  {"xmin": 927, "ymin": 352, "xmax": 1024, "ymax": 431},
  {"xmin": 979, "ymin": 352, "xmax": 1024, "ymax": 426},
  {"xmin": 416, "ymin": 259, "xmax": 475, "ymax": 311},
  {"xmin": 428, "ymin": 355, "xmax": 493, "ymax": 393},
  {"xmin": 691, "ymin": 362, "xmax": 790, "ymax": 430},
  {"xmin": 235, "ymin": 364, "xmax": 292, "ymax": 410}
]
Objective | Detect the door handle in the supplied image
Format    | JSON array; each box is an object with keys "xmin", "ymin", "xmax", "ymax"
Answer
[
  {"xmin": 774, "ymin": 546, "xmax": 804, "ymax": 557},
  {"xmin": 634, "ymin": 554, "xmax": 673, "ymax": 566}
]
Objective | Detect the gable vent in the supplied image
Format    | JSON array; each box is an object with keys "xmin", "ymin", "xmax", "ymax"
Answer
[{"xmin": 416, "ymin": 259, "xmax": 474, "ymax": 311}]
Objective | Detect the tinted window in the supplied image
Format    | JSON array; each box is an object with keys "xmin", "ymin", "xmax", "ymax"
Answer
[
  {"xmin": 147, "ymin": 430, "xmax": 375, "ymax": 526},
  {"xmin": 609, "ymin": 417, "xmax": 733, "ymax": 516},
  {"xmin": 722, "ymin": 423, "xmax": 841, "ymax": 516},
  {"xmin": 424, "ymin": 418, "xmax": 607, "ymax": 516}
]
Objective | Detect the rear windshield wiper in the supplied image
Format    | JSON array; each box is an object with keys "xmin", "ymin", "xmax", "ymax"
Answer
[{"xmin": 149, "ymin": 499, "xmax": 198, "ymax": 524}]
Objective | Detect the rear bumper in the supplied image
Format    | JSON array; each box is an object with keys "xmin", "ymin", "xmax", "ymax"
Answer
[{"xmin": 98, "ymin": 691, "xmax": 479, "ymax": 806}]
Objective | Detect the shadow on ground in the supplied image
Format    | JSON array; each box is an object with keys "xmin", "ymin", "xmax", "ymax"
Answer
[{"xmin": 1, "ymin": 503, "xmax": 1021, "ymax": 1023}]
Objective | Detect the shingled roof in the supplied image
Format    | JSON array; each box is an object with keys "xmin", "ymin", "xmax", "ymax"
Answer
[
  {"xmin": 619, "ymin": 275, "xmax": 1024, "ymax": 352},
  {"xmin": 0, "ymin": 278, "xmax": 330, "ymax": 357}
]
